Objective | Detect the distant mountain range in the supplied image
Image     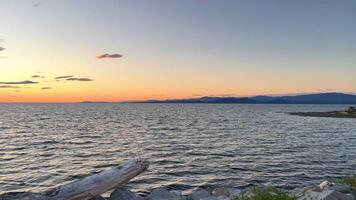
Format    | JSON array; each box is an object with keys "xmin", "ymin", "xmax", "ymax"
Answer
[{"xmin": 134, "ymin": 93, "xmax": 356, "ymax": 104}]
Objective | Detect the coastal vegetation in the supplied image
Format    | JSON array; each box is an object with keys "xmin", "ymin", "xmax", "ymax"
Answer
[
  {"xmin": 342, "ymin": 174, "xmax": 356, "ymax": 198},
  {"xmin": 232, "ymin": 187, "xmax": 296, "ymax": 200}
]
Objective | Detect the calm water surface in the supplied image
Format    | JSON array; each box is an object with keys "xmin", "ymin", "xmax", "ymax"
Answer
[{"xmin": 0, "ymin": 103, "xmax": 355, "ymax": 195}]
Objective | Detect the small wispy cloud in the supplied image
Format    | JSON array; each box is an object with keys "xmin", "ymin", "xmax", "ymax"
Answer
[
  {"xmin": 66, "ymin": 77, "xmax": 94, "ymax": 82},
  {"xmin": 96, "ymin": 53, "xmax": 123, "ymax": 59},
  {"xmin": 0, "ymin": 80, "xmax": 38, "ymax": 84},
  {"xmin": 55, "ymin": 75, "xmax": 73, "ymax": 79},
  {"xmin": 41, "ymin": 87, "xmax": 52, "ymax": 90},
  {"xmin": 31, "ymin": 75, "xmax": 45, "ymax": 79},
  {"xmin": 0, "ymin": 47, "xmax": 5, "ymax": 51},
  {"xmin": 0, "ymin": 85, "xmax": 21, "ymax": 89}
]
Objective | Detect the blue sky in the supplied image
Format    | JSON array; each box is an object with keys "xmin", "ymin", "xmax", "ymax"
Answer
[{"xmin": 0, "ymin": 0, "xmax": 355, "ymax": 102}]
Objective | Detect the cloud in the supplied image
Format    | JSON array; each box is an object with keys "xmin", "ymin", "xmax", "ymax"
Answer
[
  {"xmin": 0, "ymin": 47, "xmax": 5, "ymax": 51},
  {"xmin": 96, "ymin": 53, "xmax": 123, "ymax": 59},
  {"xmin": 55, "ymin": 75, "xmax": 73, "ymax": 79},
  {"xmin": 0, "ymin": 85, "xmax": 21, "ymax": 89},
  {"xmin": 41, "ymin": 87, "xmax": 52, "ymax": 90},
  {"xmin": 32, "ymin": 75, "xmax": 45, "ymax": 79},
  {"xmin": 0, "ymin": 80, "xmax": 38, "ymax": 84},
  {"xmin": 66, "ymin": 77, "xmax": 94, "ymax": 81},
  {"xmin": 54, "ymin": 75, "xmax": 94, "ymax": 82}
]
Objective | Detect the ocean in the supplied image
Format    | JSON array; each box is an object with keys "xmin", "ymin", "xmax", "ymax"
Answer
[{"xmin": 0, "ymin": 103, "xmax": 355, "ymax": 195}]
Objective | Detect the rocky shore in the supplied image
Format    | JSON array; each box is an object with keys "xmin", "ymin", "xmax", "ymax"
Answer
[
  {"xmin": 0, "ymin": 159, "xmax": 354, "ymax": 200},
  {"xmin": 1, "ymin": 179, "xmax": 355, "ymax": 200},
  {"xmin": 96, "ymin": 180, "xmax": 355, "ymax": 200}
]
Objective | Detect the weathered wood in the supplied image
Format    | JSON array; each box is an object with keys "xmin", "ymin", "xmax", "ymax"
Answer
[{"xmin": 43, "ymin": 158, "xmax": 149, "ymax": 200}]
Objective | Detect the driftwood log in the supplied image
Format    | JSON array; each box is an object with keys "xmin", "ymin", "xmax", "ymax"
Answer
[{"xmin": 0, "ymin": 158, "xmax": 149, "ymax": 200}]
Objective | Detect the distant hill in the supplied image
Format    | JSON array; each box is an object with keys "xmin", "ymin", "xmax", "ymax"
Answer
[
  {"xmin": 135, "ymin": 93, "xmax": 356, "ymax": 104},
  {"xmin": 251, "ymin": 93, "xmax": 356, "ymax": 104},
  {"xmin": 80, "ymin": 101, "xmax": 111, "ymax": 103}
]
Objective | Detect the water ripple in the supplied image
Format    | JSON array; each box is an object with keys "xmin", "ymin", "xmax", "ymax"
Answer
[{"xmin": 0, "ymin": 103, "xmax": 355, "ymax": 194}]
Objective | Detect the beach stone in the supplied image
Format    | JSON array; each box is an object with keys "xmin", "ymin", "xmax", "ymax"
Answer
[
  {"xmin": 330, "ymin": 183, "xmax": 353, "ymax": 193},
  {"xmin": 321, "ymin": 190, "xmax": 354, "ymax": 200},
  {"xmin": 298, "ymin": 189, "xmax": 354, "ymax": 200},
  {"xmin": 227, "ymin": 188, "xmax": 243, "ymax": 198},
  {"xmin": 110, "ymin": 188, "xmax": 140, "ymax": 200},
  {"xmin": 318, "ymin": 180, "xmax": 335, "ymax": 190},
  {"xmin": 196, "ymin": 197, "xmax": 230, "ymax": 200},
  {"xmin": 170, "ymin": 190, "xmax": 183, "ymax": 196},
  {"xmin": 91, "ymin": 195, "xmax": 106, "ymax": 200},
  {"xmin": 0, "ymin": 192, "xmax": 54, "ymax": 200},
  {"xmin": 148, "ymin": 187, "xmax": 183, "ymax": 200},
  {"xmin": 191, "ymin": 189, "xmax": 211, "ymax": 200},
  {"xmin": 290, "ymin": 187, "xmax": 305, "ymax": 198},
  {"xmin": 211, "ymin": 187, "xmax": 230, "ymax": 198},
  {"xmin": 297, "ymin": 180, "xmax": 355, "ymax": 200}
]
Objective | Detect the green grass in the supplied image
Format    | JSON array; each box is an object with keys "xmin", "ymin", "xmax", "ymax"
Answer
[
  {"xmin": 342, "ymin": 174, "xmax": 356, "ymax": 189},
  {"xmin": 232, "ymin": 187, "xmax": 296, "ymax": 200},
  {"xmin": 342, "ymin": 174, "xmax": 356, "ymax": 198}
]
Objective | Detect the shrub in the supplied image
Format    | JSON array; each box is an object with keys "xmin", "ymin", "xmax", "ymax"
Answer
[
  {"xmin": 342, "ymin": 174, "xmax": 356, "ymax": 198},
  {"xmin": 232, "ymin": 187, "xmax": 296, "ymax": 200}
]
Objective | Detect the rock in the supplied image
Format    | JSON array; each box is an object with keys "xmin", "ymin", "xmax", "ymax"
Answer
[
  {"xmin": 242, "ymin": 186, "xmax": 270, "ymax": 198},
  {"xmin": 196, "ymin": 197, "xmax": 223, "ymax": 200},
  {"xmin": 330, "ymin": 183, "xmax": 353, "ymax": 194},
  {"xmin": 170, "ymin": 190, "xmax": 183, "ymax": 196},
  {"xmin": 321, "ymin": 190, "xmax": 354, "ymax": 200},
  {"xmin": 210, "ymin": 187, "xmax": 234, "ymax": 199},
  {"xmin": 110, "ymin": 188, "xmax": 141, "ymax": 200},
  {"xmin": 148, "ymin": 187, "xmax": 183, "ymax": 200},
  {"xmin": 91, "ymin": 195, "xmax": 106, "ymax": 200},
  {"xmin": 211, "ymin": 188, "xmax": 230, "ymax": 198},
  {"xmin": 0, "ymin": 192, "xmax": 54, "ymax": 200},
  {"xmin": 297, "ymin": 180, "xmax": 355, "ymax": 200},
  {"xmin": 290, "ymin": 187, "xmax": 305, "ymax": 198},
  {"xmin": 191, "ymin": 189, "xmax": 211, "ymax": 200},
  {"xmin": 227, "ymin": 188, "xmax": 243, "ymax": 198},
  {"xmin": 298, "ymin": 189, "xmax": 354, "ymax": 200},
  {"xmin": 319, "ymin": 180, "xmax": 335, "ymax": 190}
]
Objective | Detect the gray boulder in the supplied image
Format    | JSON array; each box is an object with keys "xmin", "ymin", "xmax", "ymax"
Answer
[
  {"xmin": 191, "ymin": 189, "xmax": 211, "ymax": 200},
  {"xmin": 330, "ymin": 183, "xmax": 353, "ymax": 194},
  {"xmin": 91, "ymin": 195, "xmax": 106, "ymax": 200},
  {"xmin": 148, "ymin": 188, "xmax": 184, "ymax": 200},
  {"xmin": 0, "ymin": 192, "xmax": 54, "ymax": 200},
  {"xmin": 227, "ymin": 188, "xmax": 243, "ymax": 198},
  {"xmin": 298, "ymin": 181, "xmax": 355, "ymax": 200},
  {"xmin": 212, "ymin": 188, "xmax": 230, "ymax": 198},
  {"xmin": 110, "ymin": 188, "xmax": 141, "ymax": 200},
  {"xmin": 298, "ymin": 189, "xmax": 354, "ymax": 200}
]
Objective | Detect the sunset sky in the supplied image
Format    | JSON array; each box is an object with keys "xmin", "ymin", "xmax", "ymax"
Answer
[{"xmin": 1, "ymin": 0, "xmax": 356, "ymax": 102}]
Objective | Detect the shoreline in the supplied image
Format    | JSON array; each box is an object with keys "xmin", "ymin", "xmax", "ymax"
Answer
[
  {"xmin": 290, "ymin": 111, "xmax": 356, "ymax": 118},
  {"xmin": 290, "ymin": 107, "xmax": 356, "ymax": 118},
  {"xmin": 1, "ymin": 179, "xmax": 355, "ymax": 200},
  {"xmin": 0, "ymin": 158, "xmax": 355, "ymax": 200}
]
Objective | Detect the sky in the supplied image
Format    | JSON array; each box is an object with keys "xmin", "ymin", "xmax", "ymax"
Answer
[{"xmin": 0, "ymin": 0, "xmax": 356, "ymax": 102}]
